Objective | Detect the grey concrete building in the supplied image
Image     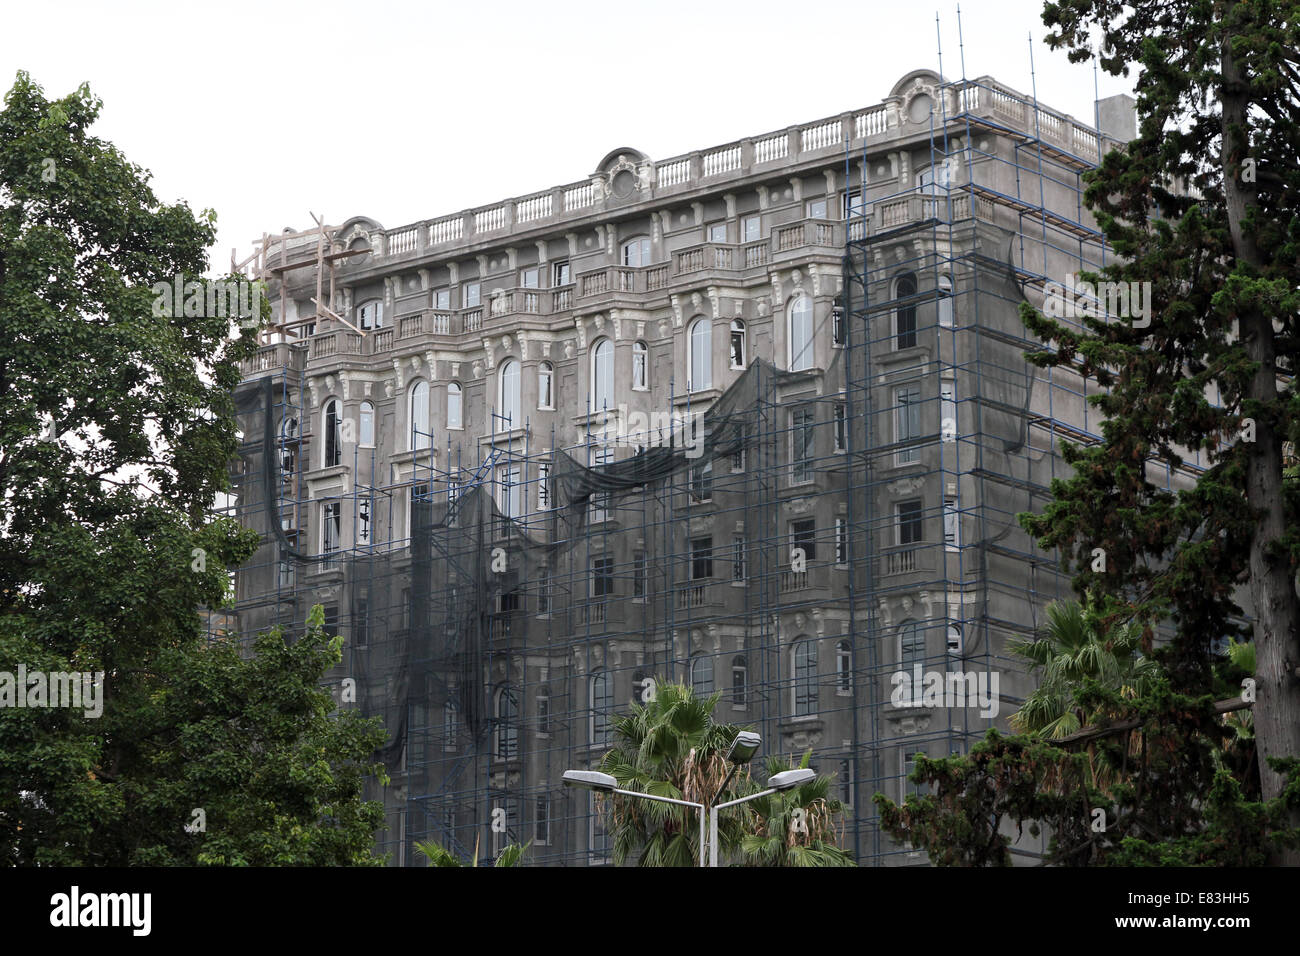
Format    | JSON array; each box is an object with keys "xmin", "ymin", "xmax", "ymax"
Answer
[{"xmin": 226, "ymin": 68, "xmax": 1152, "ymax": 865}]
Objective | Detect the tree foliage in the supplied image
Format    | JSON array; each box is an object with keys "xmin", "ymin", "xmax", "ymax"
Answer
[
  {"xmin": 0, "ymin": 74, "xmax": 386, "ymax": 864},
  {"xmin": 597, "ymin": 680, "xmax": 854, "ymax": 866}
]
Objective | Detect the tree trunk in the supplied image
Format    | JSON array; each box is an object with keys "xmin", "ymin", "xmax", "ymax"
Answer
[{"xmin": 1221, "ymin": 16, "xmax": 1300, "ymax": 863}]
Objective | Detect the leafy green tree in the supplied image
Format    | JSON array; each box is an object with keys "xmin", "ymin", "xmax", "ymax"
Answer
[
  {"xmin": 1009, "ymin": 597, "xmax": 1161, "ymax": 738},
  {"xmin": 1019, "ymin": 1, "xmax": 1300, "ymax": 859},
  {"xmin": 0, "ymin": 74, "xmax": 385, "ymax": 864}
]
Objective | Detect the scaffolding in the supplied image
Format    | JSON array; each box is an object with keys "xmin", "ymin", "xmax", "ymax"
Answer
[{"xmin": 211, "ymin": 58, "xmax": 1157, "ymax": 866}]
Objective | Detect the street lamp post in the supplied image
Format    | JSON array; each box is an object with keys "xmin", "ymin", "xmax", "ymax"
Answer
[
  {"xmin": 562, "ymin": 770, "xmax": 709, "ymax": 867},
  {"xmin": 708, "ymin": 768, "xmax": 816, "ymax": 867}
]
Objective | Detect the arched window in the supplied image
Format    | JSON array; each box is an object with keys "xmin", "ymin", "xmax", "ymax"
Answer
[
  {"xmin": 938, "ymin": 274, "xmax": 954, "ymax": 328},
  {"xmin": 323, "ymin": 399, "xmax": 341, "ymax": 467},
  {"xmin": 836, "ymin": 640, "xmax": 853, "ymax": 693},
  {"xmin": 356, "ymin": 299, "xmax": 384, "ymax": 330},
  {"xmin": 621, "ymin": 236, "xmax": 651, "ymax": 267},
  {"xmin": 632, "ymin": 341, "xmax": 648, "ymax": 390},
  {"xmin": 690, "ymin": 655, "xmax": 714, "ymax": 696},
  {"xmin": 494, "ymin": 684, "xmax": 519, "ymax": 760},
  {"xmin": 729, "ymin": 319, "xmax": 746, "ymax": 369},
  {"xmin": 590, "ymin": 670, "xmax": 612, "ymax": 746},
  {"xmin": 793, "ymin": 639, "xmax": 817, "ymax": 716},
  {"xmin": 447, "ymin": 382, "xmax": 463, "ymax": 430},
  {"xmin": 789, "ymin": 295, "xmax": 813, "ymax": 371},
  {"xmin": 359, "ymin": 401, "xmax": 375, "ymax": 447},
  {"xmin": 894, "ymin": 273, "xmax": 917, "ymax": 349},
  {"xmin": 899, "ymin": 622, "xmax": 925, "ymax": 668},
  {"xmin": 688, "ymin": 317, "xmax": 712, "ymax": 391},
  {"xmin": 499, "ymin": 359, "xmax": 521, "ymax": 426},
  {"xmin": 409, "ymin": 381, "xmax": 430, "ymax": 450},
  {"xmin": 590, "ymin": 339, "xmax": 613, "ymax": 411},
  {"xmin": 538, "ymin": 361, "xmax": 554, "ymax": 409}
]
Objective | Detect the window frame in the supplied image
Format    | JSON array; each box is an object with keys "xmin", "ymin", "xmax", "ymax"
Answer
[
  {"xmin": 792, "ymin": 639, "xmax": 818, "ymax": 716},
  {"xmin": 894, "ymin": 384, "xmax": 922, "ymax": 465},
  {"xmin": 538, "ymin": 361, "xmax": 554, "ymax": 410},
  {"xmin": 632, "ymin": 340, "xmax": 649, "ymax": 391},
  {"xmin": 409, "ymin": 380, "xmax": 430, "ymax": 451},
  {"xmin": 788, "ymin": 294, "xmax": 814, "ymax": 372},
  {"xmin": 323, "ymin": 398, "xmax": 342, "ymax": 467},
  {"xmin": 621, "ymin": 236, "xmax": 651, "ymax": 267},
  {"xmin": 359, "ymin": 401, "xmax": 375, "ymax": 448},
  {"xmin": 894, "ymin": 273, "xmax": 918, "ymax": 350},
  {"xmin": 590, "ymin": 338, "xmax": 613, "ymax": 412},
  {"xmin": 498, "ymin": 359, "xmax": 521, "ymax": 426},
  {"xmin": 688, "ymin": 316, "xmax": 712, "ymax": 392},
  {"xmin": 447, "ymin": 381, "xmax": 463, "ymax": 431},
  {"xmin": 729, "ymin": 319, "xmax": 746, "ymax": 370}
]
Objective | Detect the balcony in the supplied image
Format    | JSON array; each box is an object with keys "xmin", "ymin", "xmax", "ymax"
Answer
[{"xmin": 877, "ymin": 544, "xmax": 936, "ymax": 578}]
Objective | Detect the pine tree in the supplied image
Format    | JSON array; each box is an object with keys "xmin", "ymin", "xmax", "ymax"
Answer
[{"xmin": 1020, "ymin": 0, "xmax": 1300, "ymax": 858}]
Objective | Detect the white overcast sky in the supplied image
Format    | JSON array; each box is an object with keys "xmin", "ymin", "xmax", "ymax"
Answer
[{"xmin": 1, "ymin": 0, "xmax": 1136, "ymax": 275}]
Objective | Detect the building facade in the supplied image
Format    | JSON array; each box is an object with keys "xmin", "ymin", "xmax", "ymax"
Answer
[{"xmin": 227, "ymin": 68, "xmax": 1143, "ymax": 865}]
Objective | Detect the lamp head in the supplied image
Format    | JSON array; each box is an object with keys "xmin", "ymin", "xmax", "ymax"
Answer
[
  {"xmin": 726, "ymin": 731, "xmax": 761, "ymax": 765},
  {"xmin": 562, "ymin": 770, "xmax": 618, "ymax": 792},
  {"xmin": 769, "ymin": 768, "xmax": 816, "ymax": 791}
]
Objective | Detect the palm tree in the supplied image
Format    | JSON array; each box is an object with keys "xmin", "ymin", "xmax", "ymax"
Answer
[
  {"xmin": 413, "ymin": 835, "xmax": 528, "ymax": 867},
  {"xmin": 1009, "ymin": 596, "xmax": 1161, "ymax": 739},
  {"xmin": 736, "ymin": 753, "xmax": 856, "ymax": 867},
  {"xmin": 597, "ymin": 680, "xmax": 741, "ymax": 866},
  {"xmin": 597, "ymin": 680, "xmax": 855, "ymax": 866}
]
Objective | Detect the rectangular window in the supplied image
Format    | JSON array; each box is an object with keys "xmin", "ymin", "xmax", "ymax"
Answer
[
  {"xmin": 358, "ymin": 496, "xmax": 371, "ymax": 543},
  {"xmin": 807, "ymin": 198, "xmax": 828, "ymax": 219},
  {"xmin": 354, "ymin": 595, "xmax": 369, "ymax": 648},
  {"xmin": 895, "ymin": 386, "xmax": 921, "ymax": 465},
  {"xmin": 840, "ymin": 758, "xmax": 854, "ymax": 805},
  {"xmin": 708, "ymin": 222, "xmax": 727, "ymax": 243},
  {"xmin": 434, "ymin": 289, "xmax": 450, "ymax": 310},
  {"xmin": 278, "ymin": 559, "xmax": 294, "ymax": 590},
  {"xmin": 743, "ymin": 215, "xmax": 761, "ymax": 243},
  {"xmin": 591, "ymin": 556, "xmax": 614, "ymax": 598},
  {"xmin": 731, "ymin": 449, "xmax": 745, "ymax": 473},
  {"xmin": 844, "ymin": 191, "xmax": 865, "ymax": 240},
  {"xmin": 941, "ymin": 380, "xmax": 957, "ymax": 443},
  {"xmin": 537, "ymin": 693, "xmax": 551, "ymax": 733},
  {"xmin": 463, "ymin": 282, "xmax": 481, "ymax": 308},
  {"xmin": 690, "ymin": 460, "xmax": 713, "ymax": 502},
  {"xmin": 834, "ymin": 402, "xmax": 847, "ymax": 452},
  {"xmin": 691, "ymin": 536, "xmax": 713, "ymax": 580},
  {"xmin": 944, "ymin": 497, "xmax": 960, "ymax": 550},
  {"xmin": 791, "ymin": 518, "xmax": 816, "ymax": 562},
  {"xmin": 498, "ymin": 466, "xmax": 522, "ymax": 519},
  {"xmin": 322, "ymin": 502, "xmax": 340, "ymax": 555},
  {"xmin": 537, "ymin": 462, "xmax": 551, "ymax": 510},
  {"xmin": 633, "ymin": 552, "xmax": 647, "ymax": 599},
  {"xmin": 902, "ymin": 751, "xmax": 930, "ymax": 798},
  {"xmin": 552, "ymin": 260, "xmax": 571, "ymax": 286},
  {"xmin": 537, "ymin": 570, "xmax": 551, "ymax": 614},
  {"xmin": 732, "ymin": 661, "xmax": 748, "ymax": 707},
  {"xmin": 835, "ymin": 517, "xmax": 847, "ymax": 565},
  {"xmin": 520, "ymin": 267, "xmax": 540, "ymax": 289},
  {"xmin": 534, "ymin": 797, "xmax": 551, "ymax": 846},
  {"xmin": 897, "ymin": 499, "xmax": 924, "ymax": 546},
  {"xmin": 732, "ymin": 535, "xmax": 746, "ymax": 581},
  {"xmin": 832, "ymin": 302, "xmax": 846, "ymax": 345},
  {"xmin": 790, "ymin": 406, "xmax": 816, "ymax": 484},
  {"xmin": 499, "ymin": 589, "xmax": 521, "ymax": 613}
]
